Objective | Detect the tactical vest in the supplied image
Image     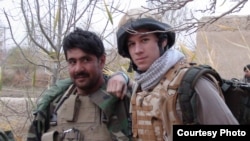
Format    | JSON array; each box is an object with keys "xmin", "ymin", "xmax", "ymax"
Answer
[
  {"xmin": 131, "ymin": 60, "xmax": 194, "ymax": 141},
  {"xmin": 42, "ymin": 84, "xmax": 130, "ymax": 141}
]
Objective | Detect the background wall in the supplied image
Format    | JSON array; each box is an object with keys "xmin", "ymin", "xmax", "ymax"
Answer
[{"xmin": 196, "ymin": 15, "xmax": 250, "ymax": 80}]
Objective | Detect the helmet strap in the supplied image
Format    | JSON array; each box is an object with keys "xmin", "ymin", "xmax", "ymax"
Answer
[
  {"xmin": 158, "ymin": 33, "xmax": 168, "ymax": 56},
  {"xmin": 158, "ymin": 40, "xmax": 168, "ymax": 56},
  {"xmin": 159, "ymin": 46, "xmax": 165, "ymax": 56},
  {"xmin": 127, "ymin": 61, "xmax": 133, "ymax": 72}
]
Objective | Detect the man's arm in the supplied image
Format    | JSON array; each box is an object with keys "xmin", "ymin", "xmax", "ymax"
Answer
[
  {"xmin": 36, "ymin": 78, "xmax": 73, "ymax": 111},
  {"xmin": 195, "ymin": 77, "xmax": 239, "ymax": 124},
  {"xmin": 106, "ymin": 71, "xmax": 134, "ymax": 99}
]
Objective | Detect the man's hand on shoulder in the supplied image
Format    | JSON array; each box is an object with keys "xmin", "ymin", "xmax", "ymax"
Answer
[{"xmin": 107, "ymin": 72, "xmax": 129, "ymax": 100}]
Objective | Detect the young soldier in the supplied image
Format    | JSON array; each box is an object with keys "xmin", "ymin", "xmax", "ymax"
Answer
[
  {"xmin": 116, "ymin": 8, "xmax": 238, "ymax": 141},
  {"xmin": 27, "ymin": 28, "xmax": 131, "ymax": 141}
]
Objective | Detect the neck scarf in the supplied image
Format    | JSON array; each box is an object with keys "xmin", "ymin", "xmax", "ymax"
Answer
[{"xmin": 134, "ymin": 48, "xmax": 185, "ymax": 91}]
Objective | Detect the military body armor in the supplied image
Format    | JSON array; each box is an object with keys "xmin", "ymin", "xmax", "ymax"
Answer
[
  {"xmin": 131, "ymin": 60, "xmax": 190, "ymax": 141},
  {"xmin": 42, "ymin": 94, "xmax": 112, "ymax": 141},
  {"xmin": 40, "ymin": 84, "xmax": 131, "ymax": 141}
]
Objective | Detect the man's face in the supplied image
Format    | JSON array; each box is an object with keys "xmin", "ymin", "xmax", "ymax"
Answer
[
  {"xmin": 66, "ymin": 48, "xmax": 105, "ymax": 93},
  {"xmin": 245, "ymin": 68, "xmax": 250, "ymax": 78},
  {"xmin": 127, "ymin": 29, "xmax": 164, "ymax": 72}
]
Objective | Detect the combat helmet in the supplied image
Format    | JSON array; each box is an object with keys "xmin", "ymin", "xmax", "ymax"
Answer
[{"xmin": 117, "ymin": 8, "xmax": 175, "ymax": 58}]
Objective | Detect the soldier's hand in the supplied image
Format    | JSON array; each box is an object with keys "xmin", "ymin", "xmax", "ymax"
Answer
[{"xmin": 107, "ymin": 74, "xmax": 128, "ymax": 100}]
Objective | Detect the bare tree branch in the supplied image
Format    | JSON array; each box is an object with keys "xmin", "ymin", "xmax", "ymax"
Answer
[
  {"xmin": 3, "ymin": 10, "xmax": 51, "ymax": 71},
  {"xmin": 35, "ymin": 0, "xmax": 56, "ymax": 51}
]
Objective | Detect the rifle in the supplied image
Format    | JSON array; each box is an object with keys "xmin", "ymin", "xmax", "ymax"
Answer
[{"xmin": 222, "ymin": 78, "xmax": 250, "ymax": 93}]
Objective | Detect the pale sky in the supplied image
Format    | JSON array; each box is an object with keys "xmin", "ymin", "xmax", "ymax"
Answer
[
  {"xmin": 0, "ymin": 0, "xmax": 147, "ymax": 49},
  {"xmin": 0, "ymin": 0, "xmax": 249, "ymax": 49}
]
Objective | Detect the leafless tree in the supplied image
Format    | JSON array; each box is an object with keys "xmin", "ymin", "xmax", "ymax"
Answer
[
  {"xmin": 2, "ymin": 0, "xmax": 123, "ymax": 86},
  {"xmin": 111, "ymin": 0, "xmax": 248, "ymax": 50},
  {"xmin": 144, "ymin": 0, "xmax": 248, "ymax": 33},
  {"xmin": 1, "ymin": 0, "xmax": 248, "ymax": 86},
  {"xmin": 0, "ymin": 1, "xmax": 249, "ymax": 139}
]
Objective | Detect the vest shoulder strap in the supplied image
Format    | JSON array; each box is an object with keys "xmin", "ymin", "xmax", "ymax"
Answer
[{"xmin": 89, "ymin": 88, "xmax": 132, "ymax": 139}]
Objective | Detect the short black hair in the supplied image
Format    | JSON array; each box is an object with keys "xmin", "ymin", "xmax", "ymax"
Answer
[
  {"xmin": 62, "ymin": 27, "xmax": 105, "ymax": 59},
  {"xmin": 243, "ymin": 64, "xmax": 250, "ymax": 71}
]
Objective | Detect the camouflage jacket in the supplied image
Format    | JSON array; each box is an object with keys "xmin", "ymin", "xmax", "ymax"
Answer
[{"xmin": 26, "ymin": 77, "xmax": 132, "ymax": 141}]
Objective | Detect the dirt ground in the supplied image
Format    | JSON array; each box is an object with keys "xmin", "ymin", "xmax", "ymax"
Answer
[
  {"xmin": 0, "ymin": 98, "xmax": 37, "ymax": 140},
  {"xmin": 0, "ymin": 87, "xmax": 45, "ymax": 141}
]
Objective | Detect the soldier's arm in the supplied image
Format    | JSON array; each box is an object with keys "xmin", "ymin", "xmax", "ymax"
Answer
[
  {"xmin": 195, "ymin": 77, "xmax": 239, "ymax": 124},
  {"xmin": 36, "ymin": 72, "xmax": 130, "ymax": 112},
  {"xmin": 27, "ymin": 73, "xmax": 129, "ymax": 140},
  {"xmin": 36, "ymin": 78, "xmax": 73, "ymax": 112},
  {"xmin": 26, "ymin": 78, "xmax": 73, "ymax": 141},
  {"xmin": 106, "ymin": 71, "xmax": 134, "ymax": 100}
]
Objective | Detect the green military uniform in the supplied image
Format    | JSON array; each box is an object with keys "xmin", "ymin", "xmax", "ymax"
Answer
[{"xmin": 27, "ymin": 77, "xmax": 131, "ymax": 141}]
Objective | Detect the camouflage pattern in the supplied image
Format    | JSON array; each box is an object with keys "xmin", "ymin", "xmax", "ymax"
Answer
[
  {"xmin": 131, "ymin": 60, "xmax": 190, "ymax": 141},
  {"xmin": 37, "ymin": 78, "xmax": 73, "ymax": 112},
  {"xmin": 90, "ymin": 88, "xmax": 131, "ymax": 139},
  {"xmin": 27, "ymin": 77, "xmax": 132, "ymax": 141},
  {"xmin": 27, "ymin": 78, "xmax": 73, "ymax": 141}
]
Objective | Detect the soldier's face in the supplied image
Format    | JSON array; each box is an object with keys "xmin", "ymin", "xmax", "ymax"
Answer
[
  {"xmin": 66, "ymin": 48, "xmax": 105, "ymax": 93},
  {"xmin": 127, "ymin": 29, "xmax": 164, "ymax": 72}
]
